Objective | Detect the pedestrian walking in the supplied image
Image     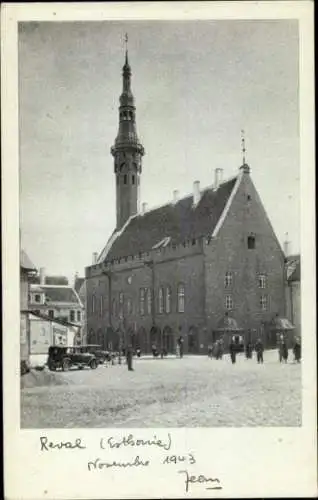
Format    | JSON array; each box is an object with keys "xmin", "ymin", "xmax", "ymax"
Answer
[
  {"xmin": 255, "ymin": 338, "xmax": 264, "ymax": 364},
  {"xmin": 177, "ymin": 336, "xmax": 184, "ymax": 359},
  {"xmin": 293, "ymin": 336, "xmax": 301, "ymax": 363},
  {"xmin": 126, "ymin": 344, "xmax": 134, "ymax": 371},
  {"xmin": 245, "ymin": 341, "xmax": 253, "ymax": 359},
  {"xmin": 218, "ymin": 339, "xmax": 224, "ymax": 360},
  {"xmin": 278, "ymin": 335, "xmax": 288, "ymax": 363},
  {"xmin": 176, "ymin": 343, "xmax": 180, "ymax": 358},
  {"xmin": 229, "ymin": 337, "xmax": 237, "ymax": 364},
  {"xmin": 207, "ymin": 344, "xmax": 213, "ymax": 359}
]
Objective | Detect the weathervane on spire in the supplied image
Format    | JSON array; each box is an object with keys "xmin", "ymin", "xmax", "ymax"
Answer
[
  {"xmin": 124, "ymin": 33, "xmax": 128, "ymax": 49},
  {"xmin": 241, "ymin": 129, "xmax": 246, "ymax": 165}
]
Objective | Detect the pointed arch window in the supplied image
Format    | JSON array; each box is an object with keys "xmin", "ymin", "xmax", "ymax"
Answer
[
  {"xmin": 158, "ymin": 287, "xmax": 164, "ymax": 314},
  {"xmin": 139, "ymin": 288, "xmax": 145, "ymax": 316},
  {"xmin": 165, "ymin": 286, "xmax": 172, "ymax": 314},
  {"xmin": 92, "ymin": 294, "xmax": 96, "ymax": 314},
  {"xmin": 177, "ymin": 284, "xmax": 185, "ymax": 313},
  {"xmin": 146, "ymin": 288, "xmax": 152, "ymax": 316}
]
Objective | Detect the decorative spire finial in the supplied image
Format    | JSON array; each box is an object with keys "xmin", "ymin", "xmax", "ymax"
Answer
[
  {"xmin": 124, "ymin": 33, "xmax": 129, "ymax": 65},
  {"xmin": 241, "ymin": 129, "xmax": 246, "ymax": 165}
]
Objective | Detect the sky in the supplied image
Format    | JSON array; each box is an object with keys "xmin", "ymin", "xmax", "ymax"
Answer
[{"xmin": 18, "ymin": 20, "xmax": 300, "ymax": 282}]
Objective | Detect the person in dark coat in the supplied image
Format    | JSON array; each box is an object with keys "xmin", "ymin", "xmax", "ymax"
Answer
[
  {"xmin": 177, "ymin": 336, "xmax": 184, "ymax": 359},
  {"xmin": 245, "ymin": 341, "xmax": 253, "ymax": 359},
  {"xmin": 229, "ymin": 337, "xmax": 237, "ymax": 364},
  {"xmin": 126, "ymin": 345, "xmax": 134, "ymax": 371},
  {"xmin": 293, "ymin": 337, "xmax": 301, "ymax": 362},
  {"xmin": 255, "ymin": 338, "xmax": 264, "ymax": 363},
  {"xmin": 278, "ymin": 335, "xmax": 288, "ymax": 363},
  {"xmin": 218, "ymin": 339, "xmax": 224, "ymax": 360}
]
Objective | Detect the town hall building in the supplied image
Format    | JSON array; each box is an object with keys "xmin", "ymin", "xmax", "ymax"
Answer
[{"xmin": 85, "ymin": 48, "xmax": 287, "ymax": 354}]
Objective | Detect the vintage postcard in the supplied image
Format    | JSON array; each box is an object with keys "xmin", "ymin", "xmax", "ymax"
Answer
[{"xmin": 2, "ymin": 2, "xmax": 316, "ymax": 499}]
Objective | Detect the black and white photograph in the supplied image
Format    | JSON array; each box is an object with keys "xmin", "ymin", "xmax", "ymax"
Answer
[
  {"xmin": 19, "ymin": 18, "xmax": 303, "ymax": 429},
  {"xmin": 2, "ymin": 2, "xmax": 316, "ymax": 499}
]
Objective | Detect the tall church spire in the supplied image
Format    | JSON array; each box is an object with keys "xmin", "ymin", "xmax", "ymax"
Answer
[
  {"xmin": 240, "ymin": 129, "xmax": 250, "ymax": 174},
  {"xmin": 111, "ymin": 36, "xmax": 145, "ymax": 230}
]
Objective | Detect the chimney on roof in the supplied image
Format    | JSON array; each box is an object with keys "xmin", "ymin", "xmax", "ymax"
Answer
[
  {"xmin": 92, "ymin": 252, "xmax": 98, "ymax": 265},
  {"xmin": 142, "ymin": 202, "xmax": 148, "ymax": 214},
  {"xmin": 193, "ymin": 181, "xmax": 201, "ymax": 205},
  {"xmin": 39, "ymin": 267, "xmax": 45, "ymax": 285},
  {"xmin": 173, "ymin": 189, "xmax": 179, "ymax": 203},
  {"xmin": 214, "ymin": 168, "xmax": 223, "ymax": 190}
]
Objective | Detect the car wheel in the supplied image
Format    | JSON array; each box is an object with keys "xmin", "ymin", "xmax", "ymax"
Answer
[
  {"xmin": 90, "ymin": 359, "xmax": 97, "ymax": 370},
  {"xmin": 62, "ymin": 359, "xmax": 70, "ymax": 372}
]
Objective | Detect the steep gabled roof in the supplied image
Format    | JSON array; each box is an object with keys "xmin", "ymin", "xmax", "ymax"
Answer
[
  {"xmin": 100, "ymin": 176, "xmax": 238, "ymax": 262},
  {"xmin": 20, "ymin": 249, "xmax": 36, "ymax": 271},
  {"xmin": 30, "ymin": 284, "xmax": 82, "ymax": 305},
  {"xmin": 74, "ymin": 277, "xmax": 85, "ymax": 293}
]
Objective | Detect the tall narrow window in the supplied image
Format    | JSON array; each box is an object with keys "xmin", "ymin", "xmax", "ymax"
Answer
[
  {"xmin": 140, "ymin": 288, "xmax": 145, "ymax": 316},
  {"xmin": 35, "ymin": 294, "xmax": 41, "ymax": 303},
  {"xmin": 177, "ymin": 284, "xmax": 185, "ymax": 313},
  {"xmin": 224, "ymin": 271, "xmax": 233, "ymax": 288},
  {"xmin": 166, "ymin": 286, "xmax": 172, "ymax": 314},
  {"xmin": 132, "ymin": 174, "xmax": 135, "ymax": 185},
  {"xmin": 225, "ymin": 295, "xmax": 233, "ymax": 310},
  {"xmin": 70, "ymin": 310, "xmax": 75, "ymax": 322},
  {"xmin": 127, "ymin": 298, "xmax": 132, "ymax": 316},
  {"xmin": 119, "ymin": 292, "xmax": 124, "ymax": 318},
  {"xmin": 260, "ymin": 295, "xmax": 268, "ymax": 311},
  {"xmin": 158, "ymin": 287, "xmax": 164, "ymax": 314},
  {"xmin": 100, "ymin": 296, "xmax": 104, "ymax": 317},
  {"xmin": 92, "ymin": 294, "xmax": 96, "ymax": 314},
  {"xmin": 258, "ymin": 274, "xmax": 267, "ymax": 289},
  {"xmin": 77, "ymin": 311, "xmax": 81, "ymax": 322},
  {"xmin": 247, "ymin": 235, "xmax": 256, "ymax": 249},
  {"xmin": 124, "ymin": 174, "xmax": 127, "ymax": 185},
  {"xmin": 146, "ymin": 288, "xmax": 152, "ymax": 316}
]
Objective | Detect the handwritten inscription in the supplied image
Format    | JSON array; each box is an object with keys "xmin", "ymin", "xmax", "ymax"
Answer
[
  {"xmin": 88, "ymin": 455, "xmax": 149, "ymax": 471},
  {"xmin": 40, "ymin": 436, "xmax": 86, "ymax": 451},
  {"xmin": 104, "ymin": 433, "xmax": 171, "ymax": 451},
  {"xmin": 178, "ymin": 470, "xmax": 222, "ymax": 493},
  {"xmin": 163, "ymin": 453, "xmax": 196, "ymax": 465}
]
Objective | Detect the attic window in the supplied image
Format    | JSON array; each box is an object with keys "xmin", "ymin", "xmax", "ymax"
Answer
[{"xmin": 247, "ymin": 235, "xmax": 256, "ymax": 249}]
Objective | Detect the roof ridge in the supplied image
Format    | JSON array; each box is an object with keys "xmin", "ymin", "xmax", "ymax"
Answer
[{"xmin": 137, "ymin": 174, "xmax": 239, "ymax": 218}]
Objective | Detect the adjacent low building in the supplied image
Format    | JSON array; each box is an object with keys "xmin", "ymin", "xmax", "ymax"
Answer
[
  {"xmin": 28, "ymin": 268, "xmax": 84, "ymax": 341},
  {"xmin": 285, "ymin": 254, "xmax": 301, "ymax": 338}
]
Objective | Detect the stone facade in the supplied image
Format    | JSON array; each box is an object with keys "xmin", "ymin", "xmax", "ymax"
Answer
[{"xmin": 86, "ymin": 169, "xmax": 286, "ymax": 353}]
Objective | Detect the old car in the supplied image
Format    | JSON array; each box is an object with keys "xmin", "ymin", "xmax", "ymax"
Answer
[
  {"xmin": 47, "ymin": 345, "xmax": 98, "ymax": 371},
  {"xmin": 81, "ymin": 344, "xmax": 114, "ymax": 365}
]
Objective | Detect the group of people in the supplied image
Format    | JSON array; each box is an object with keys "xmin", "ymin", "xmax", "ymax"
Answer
[{"xmin": 207, "ymin": 334, "xmax": 302, "ymax": 365}]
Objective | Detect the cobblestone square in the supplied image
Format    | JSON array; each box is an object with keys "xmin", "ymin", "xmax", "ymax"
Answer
[{"xmin": 21, "ymin": 349, "xmax": 301, "ymax": 428}]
